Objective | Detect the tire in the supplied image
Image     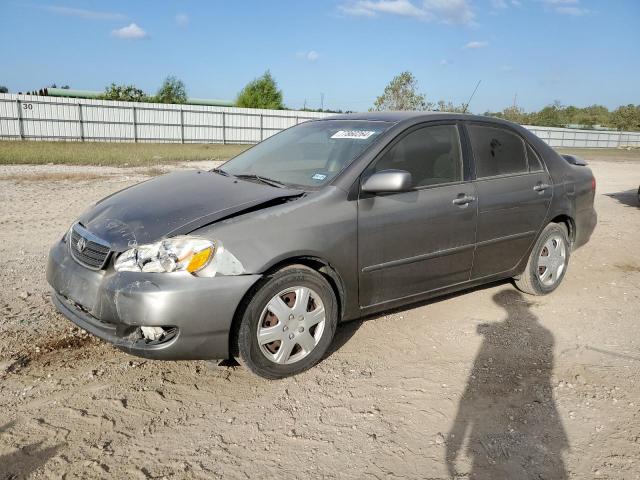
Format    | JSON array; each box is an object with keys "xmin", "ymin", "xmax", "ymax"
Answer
[
  {"xmin": 514, "ymin": 223, "xmax": 571, "ymax": 296},
  {"xmin": 235, "ymin": 266, "xmax": 338, "ymax": 379}
]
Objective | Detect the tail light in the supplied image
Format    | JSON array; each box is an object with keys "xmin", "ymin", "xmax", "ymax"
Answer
[{"xmin": 591, "ymin": 177, "xmax": 596, "ymax": 192}]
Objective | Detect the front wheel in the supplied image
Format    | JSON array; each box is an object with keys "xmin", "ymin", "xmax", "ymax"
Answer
[
  {"xmin": 514, "ymin": 223, "xmax": 570, "ymax": 296},
  {"xmin": 235, "ymin": 266, "xmax": 338, "ymax": 379}
]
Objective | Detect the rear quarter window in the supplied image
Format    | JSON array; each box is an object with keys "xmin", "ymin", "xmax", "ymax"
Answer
[
  {"xmin": 526, "ymin": 143, "xmax": 544, "ymax": 172},
  {"xmin": 468, "ymin": 124, "xmax": 528, "ymax": 178}
]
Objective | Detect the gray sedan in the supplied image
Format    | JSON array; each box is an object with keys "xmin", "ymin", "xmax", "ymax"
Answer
[{"xmin": 47, "ymin": 112, "xmax": 597, "ymax": 378}]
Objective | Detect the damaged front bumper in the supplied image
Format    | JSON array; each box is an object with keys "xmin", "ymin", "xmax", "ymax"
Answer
[{"xmin": 46, "ymin": 239, "xmax": 261, "ymax": 360}]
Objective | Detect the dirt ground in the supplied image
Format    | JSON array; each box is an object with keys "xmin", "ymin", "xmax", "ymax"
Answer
[{"xmin": 0, "ymin": 155, "xmax": 639, "ymax": 479}]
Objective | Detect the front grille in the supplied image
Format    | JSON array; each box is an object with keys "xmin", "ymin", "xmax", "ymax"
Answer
[{"xmin": 69, "ymin": 224, "xmax": 111, "ymax": 270}]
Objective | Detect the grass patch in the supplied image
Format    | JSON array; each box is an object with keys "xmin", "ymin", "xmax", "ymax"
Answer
[
  {"xmin": 557, "ymin": 147, "xmax": 640, "ymax": 162},
  {"xmin": 136, "ymin": 166, "xmax": 168, "ymax": 176},
  {"xmin": 0, "ymin": 172, "xmax": 108, "ymax": 183},
  {"xmin": 0, "ymin": 141, "xmax": 250, "ymax": 167},
  {"xmin": 0, "ymin": 172, "xmax": 109, "ymax": 183}
]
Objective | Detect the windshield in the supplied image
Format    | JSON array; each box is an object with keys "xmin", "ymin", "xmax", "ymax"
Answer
[{"xmin": 221, "ymin": 120, "xmax": 391, "ymax": 188}]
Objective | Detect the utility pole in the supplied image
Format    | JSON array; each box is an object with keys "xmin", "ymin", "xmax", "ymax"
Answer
[
  {"xmin": 320, "ymin": 93, "xmax": 325, "ymax": 111},
  {"xmin": 513, "ymin": 92, "xmax": 518, "ymax": 108}
]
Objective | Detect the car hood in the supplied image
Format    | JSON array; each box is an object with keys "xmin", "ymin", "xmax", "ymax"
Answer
[{"xmin": 78, "ymin": 170, "xmax": 303, "ymax": 251}]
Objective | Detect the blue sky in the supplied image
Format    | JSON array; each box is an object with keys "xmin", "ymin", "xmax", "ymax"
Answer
[{"xmin": 1, "ymin": 0, "xmax": 638, "ymax": 113}]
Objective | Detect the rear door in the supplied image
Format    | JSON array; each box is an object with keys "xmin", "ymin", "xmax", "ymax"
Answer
[
  {"xmin": 466, "ymin": 123, "xmax": 552, "ymax": 279},
  {"xmin": 357, "ymin": 123, "xmax": 477, "ymax": 307}
]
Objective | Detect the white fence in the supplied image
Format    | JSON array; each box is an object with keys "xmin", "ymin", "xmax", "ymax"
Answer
[
  {"xmin": 1, "ymin": 93, "xmax": 639, "ymax": 147},
  {"xmin": 524, "ymin": 125, "xmax": 640, "ymax": 149},
  {"xmin": 0, "ymin": 93, "xmax": 329, "ymax": 144}
]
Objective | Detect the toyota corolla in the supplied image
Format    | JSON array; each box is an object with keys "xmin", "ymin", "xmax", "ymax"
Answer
[{"xmin": 47, "ymin": 112, "xmax": 597, "ymax": 378}]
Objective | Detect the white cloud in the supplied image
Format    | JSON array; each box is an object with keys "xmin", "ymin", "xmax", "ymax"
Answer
[
  {"xmin": 489, "ymin": 0, "xmax": 522, "ymax": 12},
  {"xmin": 339, "ymin": 0, "xmax": 475, "ymax": 24},
  {"xmin": 44, "ymin": 5, "xmax": 126, "ymax": 21},
  {"xmin": 555, "ymin": 5, "xmax": 590, "ymax": 15},
  {"xmin": 176, "ymin": 13, "xmax": 189, "ymax": 27},
  {"xmin": 540, "ymin": 0, "xmax": 590, "ymax": 15},
  {"xmin": 423, "ymin": 0, "xmax": 474, "ymax": 24},
  {"xmin": 111, "ymin": 23, "xmax": 148, "ymax": 40},
  {"xmin": 500, "ymin": 65, "xmax": 514, "ymax": 72},
  {"xmin": 440, "ymin": 59, "xmax": 451, "ymax": 66},
  {"xmin": 339, "ymin": 0, "xmax": 428, "ymax": 18},
  {"xmin": 464, "ymin": 40, "xmax": 488, "ymax": 49},
  {"xmin": 339, "ymin": 4, "xmax": 377, "ymax": 16},
  {"xmin": 297, "ymin": 50, "xmax": 320, "ymax": 61},
  {"xmin": 491, "ymin": 0, "xmax": 521, "ymax": 8}
]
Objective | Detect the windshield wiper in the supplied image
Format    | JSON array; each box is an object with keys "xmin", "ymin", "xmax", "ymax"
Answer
[
  {"xmin": 211, "ymin": 167, "xmax": 231, "ymax": 176},
  {"xmin": 234, "ymin": 173, "xmax": 287, "ymax": 189}
]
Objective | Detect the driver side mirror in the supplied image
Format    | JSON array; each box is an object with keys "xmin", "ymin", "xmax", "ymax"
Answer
[{"xmin": 361, "ymin": 170, "xmax": 413, "ymax": 194}]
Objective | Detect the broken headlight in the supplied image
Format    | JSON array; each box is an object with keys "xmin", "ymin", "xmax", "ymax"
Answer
[{"xmin": 114, "ymin": 236, "xmax": 215, "ymax": 274}]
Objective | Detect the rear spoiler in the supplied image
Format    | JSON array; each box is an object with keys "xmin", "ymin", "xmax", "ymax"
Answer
[{"xmin": 561, "ymin": 154, "xmax": 588, "ymax": 166}]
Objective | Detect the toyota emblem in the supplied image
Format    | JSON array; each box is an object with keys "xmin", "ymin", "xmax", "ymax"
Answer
[{"xmin": 76, "ymin": 237, "xmax": 87, "ymax": 253}]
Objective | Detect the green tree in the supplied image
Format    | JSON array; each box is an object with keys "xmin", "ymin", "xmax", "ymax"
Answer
[
  {"xmin": 573, "ymin": 105, "xmax": 609, "ymax": 128},
  {"xmin": 236, "ymin": 71, "xmax": 284, "ymax": 109},
  {"xmin": 610, "ymin": 105, "xmax": 640, "ymax": 131},
  {"xmin": 372, "ymin": 71, "xmax": 432, "ymax": 111},
  {"xmin": 563, "ymin": 105, "xmax": 580, "ymax": 124},
  {"xmin": 0, "ymin": 86, "xmax": 8, "ymax": 94},
  {"xmin": 102, "ymin": 83, "xmax": 148, "ymax": 102},
  {"xmin": 155, "ymin": 76, "xmax": 187, "ymax": 104},
  {"xmin": 503, "ymin": 106, "xmax": 530, "ymax": 124},
  {"xmin": 435, "ymin": 100, "xmax": 466, "ymax": 113},
  {"xmin": 532, "ymin": 101, "xmax": 564, "ymax": 127}
]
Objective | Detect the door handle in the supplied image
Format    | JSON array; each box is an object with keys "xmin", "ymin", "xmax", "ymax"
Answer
[
  {"xmin": 452, "ymin": 194, "xmax": 476, "ymax": 206},
  {"xmin": 533, "ymin": 183, "xmax": 550, "ymax": 192}
]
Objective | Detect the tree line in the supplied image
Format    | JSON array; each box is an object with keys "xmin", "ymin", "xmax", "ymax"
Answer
[
  {"xmin": 484, "ymin": 102, "xmax": 640, "ymax": 132},
  {"xmin": 96, "ymin": 72, "xmax": 351, "ymax": 113},
  {"xmin": 2, "ymin": 70, "xmax": 638, "ymax": 131},
  {"xmin": 99, "ymin": 73, "xmax": 287, "ymax": 108},
  {"xmin": 372, "ymin": 71, "xmax": 640, "ymax": 132}
]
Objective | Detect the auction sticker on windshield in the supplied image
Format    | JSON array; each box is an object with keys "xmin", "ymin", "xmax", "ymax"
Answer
[{"xmin": 331, "ymin": 130, "xmax": 376, "ymax": 140}]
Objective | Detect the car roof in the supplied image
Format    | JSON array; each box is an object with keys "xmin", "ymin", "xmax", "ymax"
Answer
[{"xmin": 321, "ymin": 111, "xmax": 521, "ymax": 128}]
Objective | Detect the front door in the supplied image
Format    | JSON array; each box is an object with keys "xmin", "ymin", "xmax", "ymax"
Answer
[
  {"xmin": 465, "ymin": 123, "xmax": 553, "ymax": 279},
  {"xmin": 357, "ymin": 123, "xmax": 477, "ymax": 308}
]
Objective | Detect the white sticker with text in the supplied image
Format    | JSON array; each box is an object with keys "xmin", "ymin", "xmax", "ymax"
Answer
[{"xmin": 331, "ymin": 130, "xmax": 376, "ymax": 140}]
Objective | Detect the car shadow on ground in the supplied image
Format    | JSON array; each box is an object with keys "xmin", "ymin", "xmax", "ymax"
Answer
[
  {"xmin": 325, "ymin": 280, "xmax": 509, "ymax": 359},
  {"xmin": 0, "ymin": 421, "xmax": 64, "ymax": 479},
  {"xmin": 445, "ymin": 289, "xmax": 569, "ymax": 479},
  {"xmin": 605, "ymin": 188, "xmax": 639, "ymax": 208}
]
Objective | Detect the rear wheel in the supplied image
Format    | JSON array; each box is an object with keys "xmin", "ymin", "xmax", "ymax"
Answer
[
  {"xmin": 236, "ymin": 266, "xmax": 337, "ymax": 379},
  {"xmin": 514, "ymin": 223, "xmax": 570, "ymax": 296}
]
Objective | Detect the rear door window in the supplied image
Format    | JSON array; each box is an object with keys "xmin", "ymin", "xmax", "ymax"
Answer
[{"xmin": 468, "ymin": 125, "xmax": 528, "ymax": 178}]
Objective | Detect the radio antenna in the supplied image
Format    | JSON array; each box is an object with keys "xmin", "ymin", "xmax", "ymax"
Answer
[{"xmin": 462, "ymin": 80, "xmax": 481, "ymax": 113}]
